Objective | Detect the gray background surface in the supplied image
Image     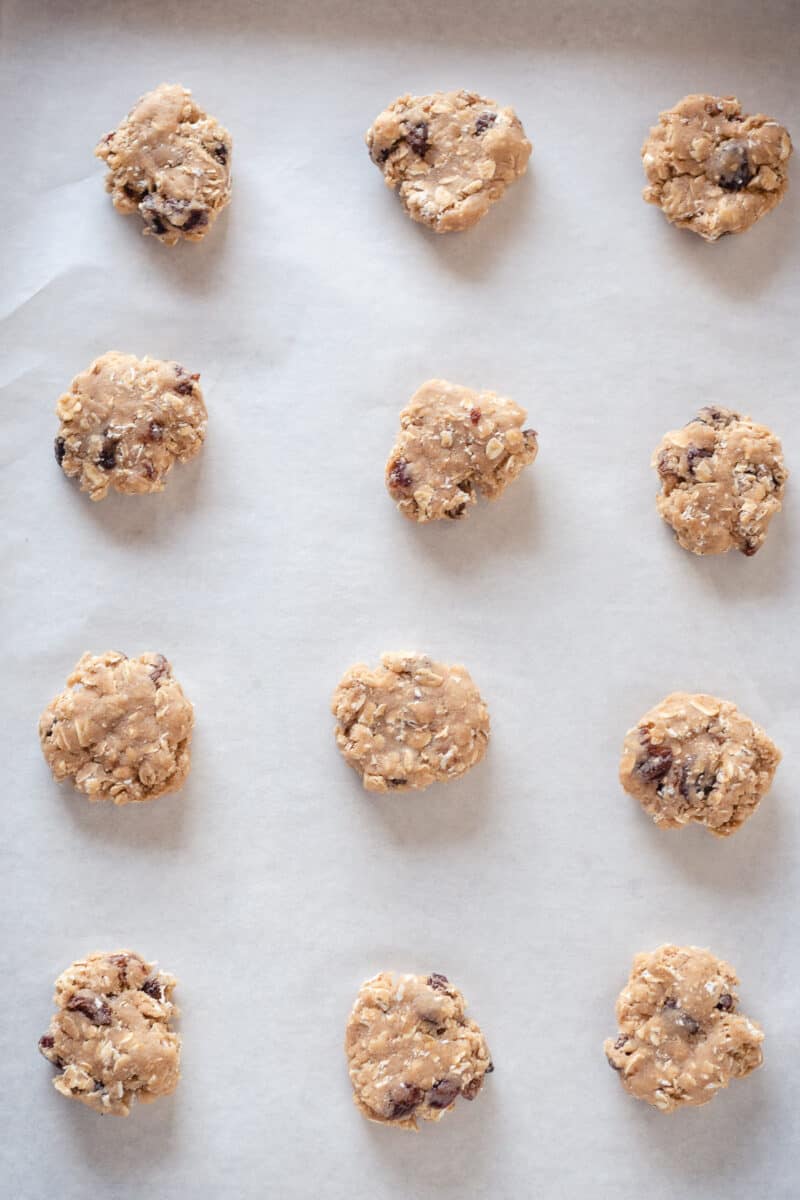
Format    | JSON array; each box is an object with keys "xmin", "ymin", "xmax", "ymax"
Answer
[{"xmin": 1, "ymin": 1, "xmax": 798, "ymax": 1197}]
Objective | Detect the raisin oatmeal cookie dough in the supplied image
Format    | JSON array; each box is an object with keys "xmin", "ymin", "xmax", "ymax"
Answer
[
  {"xmin": 605, "ymin": 945, "xmax": 763, "ymax": 1112},
  {"xmin": 366, "ymin": 90, "xmax": 531, "ymax": 232},
  {"xmin": 653, "ymin": 406, "xmax": 787, "ymax": 556},
  {"xmin": 332, "ymin": 653, "xmax": 489, "ymax": 792},
  {"xmin": 619, "ymin": 692, "xmax": 780, "ymax": 837},
  {"xmin": 345, "ymin": 972, "xmax": 493, "ymax": 1130},
  {"xmin": 96, "ymin": 82, "xmax": 232, "ymax": 244},
  {"xmin": 39, "ymin": 651, "xmax": 194, "ymax": 804},
  {"xmin": 641, "ymin": 94, "xmax": 792, "ymax": 241},
  {"xmin": 38, "ymin": 951, "xmax": 180, "ymax": 1116},
  {"xmin": 55, "ymin": 351, "xmax": 207, "ymax": 501},
  {"xmin": 386, "ymin": 379, "xmax": 538, "ymax": 521}
]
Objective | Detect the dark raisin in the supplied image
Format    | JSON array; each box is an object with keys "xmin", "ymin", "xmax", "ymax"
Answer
[
  {"xmin": 427, "ymin": 973, "xmax": 449, "ymax": 991},
  {"xmin": 386, "ymin": 778, "xmax": 407, "ymax": 788},
  {"xmin": 716, "ymin": 993, "xmax": 734, "ymax": 1011},
  {"xmin": 475, "ymin": 112, "xmax": 497, "ymax": 135},
  {"xmin": 662, "ymin": 998, "xmax": 700, "ymax": 1034},
  {"xmin": 695, "ymin": 406, "xmax": 736, "ymax": 429},
  {"xmin": 742, "ymin": 538, "xmax": 760, "ymax": 557},
  {"xmin": 123, "ymin": 182, "xmax": 144, "ymax": 201},
  {"xmin": 149, "ymin": 655, "xmax": 169, "ymax": 685},
  {"xmin": 607, "ymin": 1055, "xmax": 622, "ymax": 1071},
  {"xmin": 141, "ymin": 977, "xmax": 164, "ymax": 1001},
  {"xmin": 66, "ymin": 994, "xmax": 112, "ymax": 1026},
  {"xmin": 213, "ymin": 142, "xmax": 228, "ymax": 165},
  {"xmin": 711, "ymin": 139, "xmax": 755, "ymax": 192},
  {"xmin": 388, "ymin": 1083, "xmax": 423, "ymax": 1119},
  {"xmin": 377, "ymin": 138, "xmax": 401, "ymax": 164},
  {"xmin": 470, "ymin": 407, "xmax": 482, "ymax": 425},
  {"xmin": 147, "ymin": 418, "xmax": 163, "ymax": 442},
  {"xmin": 174, "ymin": 370, "xmax": 200, "ymax": 396},
  {"xmin": 636, "ymin": 735, "xmax": 673, "ymax": 783},
  {"xmin": 38, "ymin": 1034, "xmax": 54, "ymax": 1050},
  {"xmin": 485, "ymin": 1061, "xmax": 494, "ymax": 1074},
  {"xmin": 405, "ymin": 121, "xmax": 429, "ymax": 157},
  {"xmin": 388, "ymin": 458, "xmax": 412, "ymax": 489},
  {"xmin": 97, "ymin": 437, "xmax": 118, "ymax": 470},
  {"xmin": 457, "ymin": 479, "xmax": 473, "ymax": 494},
  {"xmin": 614, "ymin": 1034, "xmax": 628, "ymax": 1050},
  {"xmin": 428, "ymin": 1079, "xmax": 460, "ymax": 1109},
  {"xmin": 447, "ymin": 502, "xmax": 467, "ymax": 520},
  {"xmin": 183, "ymin": 208, "xmax": 209, "ymax": 233},
  {"xmin": 687, "ymin": 445, "xmax": 714, "ymax": 473},
  {"xmin": 462, "ymin": 1077, "xmax": 483, "ymax": 1100},
  {"xmin": 54, "ymin": 436, "xmax": 66, "ymax": 466}
]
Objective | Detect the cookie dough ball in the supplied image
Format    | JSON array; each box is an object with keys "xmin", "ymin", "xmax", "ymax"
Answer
[
  {"xmin": 653, "ymin": 406, "xmax": 787, "ymax": 556},
  {"xmin": 38, "ymin": 951, "xmax": 180, "ymax": 1116},
  {"xmin": 39, "ymin": 651, "xmax": 194, "ymax": 804},
  {"xmin": 605, "ymin": 945, "xmax": 763, "ymax": 1112},
  {"xmin": 366, "ymin": 90, "xmax": 531, "ymax": 233},
  {"xmin": 96, "ymin": 82, "xmax": 232, "ymax": 244},
  {"xmin": 55, "ymin": 351, "xmax": 207, "ymax": 501},
  {"xmin": 386, "ymin": 379, "xmax": 538, "ymax": 522},
  {"xmin": 641, "ymin": 94, "xmax": 792, "ymax": 241},
  {"xmin": 345, "ymin": 971, "xmax": 493, "ymax": 1130},
  {"xmin": 332, "ymin": 653, "xmax": 489, "ymax": 792},
  {"xmin": 619, "ymin": 692, "xmax": 780, "ymax": 837}
]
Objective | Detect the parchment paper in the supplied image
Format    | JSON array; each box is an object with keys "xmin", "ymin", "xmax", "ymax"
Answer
[{"xmin": 1, "ymin": 1, "xmax": 799, "ymax": 1197}]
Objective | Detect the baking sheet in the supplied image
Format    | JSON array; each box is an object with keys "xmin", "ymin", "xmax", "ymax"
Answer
[{"xmin": 1, "ymin": 1, "xmax": 799, "ymax": 1197}]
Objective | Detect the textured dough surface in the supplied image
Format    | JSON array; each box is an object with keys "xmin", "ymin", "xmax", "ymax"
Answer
[
  {"xmin": 332, "ymin": 652, "xmax": 489, "ymax": 792},
  {"xmin": 345, "ymin": 971, "xmax": 493, "ymax": 1130},
  {"xmin": 96, "ymin": 82, "xmax": 232, "ymax": 244},
  {"xmin": 366, "ymin": 90, "xmax": 531, "ymax": 232},
  {"xmin": 39, "ymin": 651, "xmax": 194, "ymax": 804},
  {"xmin": 642, "ymin": 94, "xmax": 792, "ymax": 241},
  {"xmin": 605, "ymin": 945, "xmax": 763, "ymax": 1112},
  {"xmin": 653, "ymin": 406, "xmax": 787, "ymax": 556},
  {"xmin": 386, "ymin": 379, "xmax": 538, "ymax": 521},
  {"xmin": 38, "ymin": 950, "xmax": 180, "ymax": 1116},
  {"xmin": 619, "ymin": 692, "xmax": 780, "ymax": 836},
  {"xmin": 55, "ymin": 351, "xmax": 207, "ymax": 501}
]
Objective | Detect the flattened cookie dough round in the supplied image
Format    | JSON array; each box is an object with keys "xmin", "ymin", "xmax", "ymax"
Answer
[
  {"xmin": 55, "ymin": 351, "xmax": 207, "ymax": 501},
  {"xmin": 386, "ymin": 379, "xmax": 538, "ymax": 521},
  {"xmin": 38, "ymin": 950, "xmax": 180, "ymax": 1116},
  {"xmin": 653, "ymin": 406, "xmax": 787, "ymax": 556},
  {"xmin": 332, "ymin": 652, "xmax": 489, "ymax": 792},
  {"xmin": 642, "ymin": 94, "xmax": 792, "ymax": 241},
  {"xmin": 39, "ymin": 651, "xmax": 194, "ymax": 804},
  {"xmin": 619, "ymin": 692, "xmax": 780, "ymax": 837},
  {"xmin": 605, "ymin": 945, "xmax": 763, "ymax": 1112},
  {"xmin": 96, "ymin": 82, "xmax": 232, "ymax": 244},
  {"xmin": 366, "ymin": 90, "xmax": 531, "ymax": 232},
  {"xmin": 345, "ymin": 971, "xmax": 493, "ymax": 1130}
]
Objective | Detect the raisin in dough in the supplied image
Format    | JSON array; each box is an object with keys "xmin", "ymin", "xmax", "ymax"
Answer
[
  {"xmin": 642, "ymin": 94, "xmax": 792, "ymax": 241},
  {"xmin": 345, "ymin": 972, "xmax": 493, "ymax": 1131},
  {"xmin": 386, "ymin": 379, "xmax": 538, "ymax": 522},
  {"xmin": 55, "ymin": 351, "xmax": 207, "ymax": 501},
  {"xmin": 366, "ymin": 90, "xmax": 531, "ymax": 232},
  {"xmin": 332, "ymin": 653, "xmax": 489, "ymax": 792},
  {"xmin": 605, "ymin": 945, "xmax": 763, "ymax": 1112},
  {"xmin": 38, "ymin": 951, "xmax": 180, "ymax": 1116},
  {"xmin": 653, "ymin": 406, "xmax": 787, "ymax": 556},
  {"xmin": 96, "ymin": 82, "xmax": 232, "ymax": 244},
  {"xmin": 619, "ymin": 692, "xmax": 780, "ymax": 837},
  {"xmin": 39, "ymin": 651, "xmax": 194, "ymax": 804}
]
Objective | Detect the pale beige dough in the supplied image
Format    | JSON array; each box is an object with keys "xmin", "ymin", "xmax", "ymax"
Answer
[
  {"xmin": 55, "ymin": 351, "xmax": 207, "ymax": 501},
  {"xmin": 39, "ymin": 950, "xmax": 180, "ymax": 1116},
  {"xmin": 619, "ymin": 692, "xmax": 780, "ymax": 836},
  {"xmin": 39, "ymin": 651, "xmax": 194, "ymax": 804},
  {"xmin": 332, "ymin": 652, "xmax": 489, "ymax": 793},
  {"xmin": 345, "ymin": 971, "xmax": 493, "ymax": 1131},
  {"xmin": 386, "ymin": 379, "xmax": 538, "ymax": 521},
  {"xmin": 96, "ymin": 82, "xmax": 232, "ymax": 244},
  {"xmin": 605, "ymin": 945, "xmax": 763, "ymax": 1112},
  {"xmin": 366, "ymin": 90, "xmax": 531, "ymax": 232},
  {"xmin": 653, "ymin": 406, "xmax": 787, "ymax": 556},
  {"xmin": 642, "ymin": 94, "xmax": 792, "ymax": 241}
]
